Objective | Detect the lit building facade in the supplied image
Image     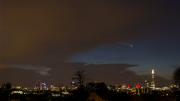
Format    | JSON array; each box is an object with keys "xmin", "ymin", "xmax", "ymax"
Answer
[
  {"xmin": 39, "ymin": 80, "xmax": 42, "ymax": 90},
  {"xmin": 151, "ymin": 69, "xmax": 155, "ymax": 90},
  {"xmin": 145, "ymin": 80, "xmax": 149, "ymax": 87}
]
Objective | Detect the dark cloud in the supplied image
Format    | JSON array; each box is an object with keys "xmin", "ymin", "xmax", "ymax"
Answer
[
  {"xmin": 0, "ymin": 64, "xmax": 11, "ymax": 69},
  {"xmin": 1, "ymin": 0, "xmax": 176, "ymax": 64},
  {"xmin": 170, "ymin": 65, "xmax": 180, "ymax": 68},
  {"xmin": 0, "ymin": 0, "xmax": 177, "ymax": 86},
  {"xmin": 46, "ymin": 62, "xmax": 172, "ymax": 86},
  {"xmin": 0, "ymin": 68, "xmax": 41, "ymax": 87},
  {"xmin": 0, "ymin": 62, "xmax": 172, "ymax": 87},
  {"xmin": 0, "ymin": 64, "xmax": 51, "ymax": 75}
]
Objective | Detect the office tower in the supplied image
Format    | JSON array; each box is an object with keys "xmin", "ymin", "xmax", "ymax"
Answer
[
  {"xmin": 38, "ymin": 80, "xmax": 42, "ymax": 90},
  {"xmin": 145, "ymin": 80, "xmax": 149, "ymax": 87},
  {"xmin": 151, "ymin": 69, "xmax": 155, "ymax": 89}
]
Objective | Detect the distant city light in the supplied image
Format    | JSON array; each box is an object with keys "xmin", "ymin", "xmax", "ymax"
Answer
[{"xmin": 41, "ymin": 83, "xmax": 46, "ymax": 88}]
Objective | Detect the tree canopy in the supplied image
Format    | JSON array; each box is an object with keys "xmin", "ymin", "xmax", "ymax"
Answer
[
  {"xmin": 2, "ymin": 82, "xmax": 12, "ymax": 90},
  {"xmin": 173, "ymin": 67, "xmax": 180, "ymax": 86},
  {"xmin": 72, "ymin": 70, "xmax": 88, "ymax": 86}
]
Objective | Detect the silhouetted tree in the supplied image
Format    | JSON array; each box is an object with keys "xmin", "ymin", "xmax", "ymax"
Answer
[
  {"xmin": 96, "ymin": 82, "xmax": 109, "ymax": 93},
  {"xmin": 0, "ymin": 82, "xmax": 12, "ymax": 101},
  {"xmin": 2, "ymin": 82, "xmax": 12, "ymax": 90},
  {"xmin": 72, "ymin": 70, "xmax": 88, "ymax": 86},
  {"xmin": 86, "ymin": 82, "xmax": 96, "ymax": 91},
  {"xmin": 86, "ymin": 82, "xmax": 109, "ymax": 93},
  {"xmin": 173, "ymin": 67, "xmax": 180, "ymax": 86}
]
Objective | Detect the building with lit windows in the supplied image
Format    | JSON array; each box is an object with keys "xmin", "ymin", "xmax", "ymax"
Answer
[{"xmin": 150, "ymin": 69, "xmax": 155, "ymax": 90}]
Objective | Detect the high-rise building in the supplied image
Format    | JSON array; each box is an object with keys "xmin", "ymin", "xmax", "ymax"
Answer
[
  {"xmin": 35, "ymin": 81, "xmax": 39, "ymax": 89},
  {"xmin": 151, "ymin": 69, "xmax": 155, "ymax": 89},
  {"xmin": 38, "ymin": 80, "xmax": 42, "ymax": 90},
  {"xmin": 50, "ymin": 85, "xmax": 54, "ymax": 89},
  {"xmin": 145, "ymin": 80, "xmax": 149, "ymax": 87}
]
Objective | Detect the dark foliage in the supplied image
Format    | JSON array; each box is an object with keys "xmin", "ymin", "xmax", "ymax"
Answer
[
  {"xmin": 72, "ymin": 70, "xmax": 88, "ymax": 86},
  {"xmin": 110, "ymin": 93, "xmax": 129, "ymax": 101},
  {"xmin": 95, "ymin": 82, "xmax": 109, "ymax": 93},
  {"xmin": 86, "ymin": 82, "xmax": 109, "ymax": 93},
  {"xmin": 72, "ymin": 89, "xmax": 89, "ymax": 101},
  {"xmin": 1, "ymin": 82, "xmax": 12, "ymax": 90},
  {"xmin": 173, "ymin": 67, "xmax": 180, "ymax": 86}
]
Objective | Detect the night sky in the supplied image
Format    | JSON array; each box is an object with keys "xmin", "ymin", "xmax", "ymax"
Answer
[{"xmin": 1, "ymin": 0, "xmax": 180, "ymax": 87}]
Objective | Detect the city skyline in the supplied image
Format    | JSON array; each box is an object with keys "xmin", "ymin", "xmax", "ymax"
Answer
[{"xmin": 1, "ymin": 0, "xmax": 180, "ymax": 87}]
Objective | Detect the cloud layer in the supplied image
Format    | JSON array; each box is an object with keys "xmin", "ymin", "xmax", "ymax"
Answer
[
  {"xmin": 0, "ymin": 0, "xmax": 178, "ymax": 86},
  {"xmin": 0, "ymin": 62, "xmax": 172, "ymax": 87},
  {"xmin": 1, "ymin": 0, "xmax": 170, "ymax": 64}
]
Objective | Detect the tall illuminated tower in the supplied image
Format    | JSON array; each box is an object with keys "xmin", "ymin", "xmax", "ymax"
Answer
[
  {"xmin": 38, "ymin": 80, "xmax": 42, "ymax": 90},
  {"xmin": 151, "ymin": 69, "xmax": 155, "ymax": 89}
]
